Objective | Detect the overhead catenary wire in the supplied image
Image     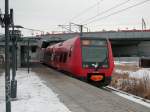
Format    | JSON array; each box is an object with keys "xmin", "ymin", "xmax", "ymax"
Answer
[
  {"xmin": 80, "ymin": 0, "xmax": 131, "ymax": 24},
  {"xmin": 84, "ymin": 0, "xmax": 150, "ymax": 25},
  {"xmin": 58, "ymin": 0, "xmax": 103, "ymax": 33},
  {"xmin": 66, "ymin": 0, "xmax": 104, "ymax": 23},
  {"xmin": 57, "ymin": 0, "xmax": 104, "ymax": 33},
  {"xmin": 22, "ymin": 27, "xmax": 45, "ymax": 32}
]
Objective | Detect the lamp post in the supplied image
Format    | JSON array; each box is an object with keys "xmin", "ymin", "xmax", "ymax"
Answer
[
  {"xmin": 8, "ymin": 9, "xmax": 23, "ymax": 99},
  {"xmin": 10, "ymin": 27, "xmax": 20, "ymax": 98},
  {"xmin": 10, "ymin": 25, "xmax": 17, "ymax": 98}
]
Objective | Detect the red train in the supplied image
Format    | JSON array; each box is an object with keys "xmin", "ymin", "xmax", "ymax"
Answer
[{"xmin": 42, "ymin": 36, "xmax": 114, "ymax": 86}]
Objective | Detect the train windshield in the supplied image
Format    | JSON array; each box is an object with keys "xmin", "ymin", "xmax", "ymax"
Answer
[{"xmin": 81, "ymin": 39, "xmax": 108, "ymax": 68}]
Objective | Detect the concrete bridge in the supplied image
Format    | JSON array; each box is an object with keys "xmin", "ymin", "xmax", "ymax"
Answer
[
  {"xmin": 41, "ymin": 30, "xmax": 150, "ymax": 40},
  {"xmin": 40, "ymin": 30, "xmax": 150, "ymax": 57}
]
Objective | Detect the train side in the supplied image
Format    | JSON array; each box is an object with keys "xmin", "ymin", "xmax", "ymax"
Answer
[{"xmin": 43, "ymin": 36, "xmax": 114, "ymax": 86}]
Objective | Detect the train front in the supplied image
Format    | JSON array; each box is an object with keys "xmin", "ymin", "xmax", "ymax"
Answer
[{"xmin": 81, "ymin": 37, "xmax": 114, "ymax": 86}]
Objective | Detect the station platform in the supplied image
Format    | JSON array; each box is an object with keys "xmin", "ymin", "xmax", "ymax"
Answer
[
  {"xmin": 0, "ymin": 64, "xmax": 150, "ymax": 112},
  {"xmin": 31, "ymin": 64, "xmax": 150, "ymax": 112}
]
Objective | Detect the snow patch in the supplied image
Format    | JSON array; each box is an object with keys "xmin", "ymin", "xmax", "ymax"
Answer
[
  {"xmin": 114, "ymin": 69, "xmax": 150, "ymax": 79},
  {"xmin": 115, "ymin": 61, "xmax": 138, "ymax": 66},
  {"xmin": 129, "ymin": 69, "xmax": 150, "ymax": 79},
  {"xmin": 0, "ymin": 69, "xmax": 71, "ymax": 112}
]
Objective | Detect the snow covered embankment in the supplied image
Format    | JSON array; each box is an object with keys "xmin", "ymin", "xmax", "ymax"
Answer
[{"xmin": 111, "ymin": 61, "xmax": 150, "ymax": 100}]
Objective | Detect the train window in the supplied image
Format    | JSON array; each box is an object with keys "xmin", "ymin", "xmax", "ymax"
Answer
[
  {"xmin": 82, "ymin": 46, "xmax": 107, "ymax": 61},
  {"xmin": 55, "ymin": 52, "xmax": 58, "ymax": 62},
  {"xmin": 63, "ymin": 52, "xmax": 68, "ymax": 63},
  {"xmin": 54, "ymin": 54, "xmax": 56, "ymax": 61},
  {"xmin": 51, "ymin": 53, "xmax": 54, "ymax": 61},
  {"xmin": 49, "ymin": 51, "xmax": 52, "ymax": 58},
  {"xmin": 59, "ymin": 53, "xmax": 63, "ymax": 62},
  {"xmin": 69, "ymin": 51, "xmax": 71, "ymax": 57},
  {"xmin": 69, "ymin": 46, "xmax": 73, "ymax": 57}
]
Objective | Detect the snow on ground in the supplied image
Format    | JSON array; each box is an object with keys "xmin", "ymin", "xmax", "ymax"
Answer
[
  {"xmin": 129, "ymin": 69, "xmax": 150, "ymax": 79},
  {"xmin": 114, "ymin": 69, "xmax": 130, "ymax": 74},
  {"xmin": 114, "ymin": 61, "xmax": 138, "ymax": 66},
  {"xmin": 0, "ymin": 69, "xmax": 71, "ymax": 112},
  {"xmin": 114, "ymin": 57, "xmax": 139, "ymax": 66},
  {"xmin": 114, "ymin": 60, "xmax": 150, "ymax": 79},
  {"xmin": 114, "ymin": 69, "xmax": 150, "ymax": 79}
]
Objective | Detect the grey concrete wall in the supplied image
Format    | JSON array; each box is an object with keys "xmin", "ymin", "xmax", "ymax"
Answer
[
  {"xmin": 112, "ymin": 45, "xmax": 138, "ymax": 57},
  {"xmin": 112, "ymin": 41, "xmax": 150, "ymax": 57},
  {"xmin": 138, "ymin": 41, "xmax": 150, "ymax": 57}
]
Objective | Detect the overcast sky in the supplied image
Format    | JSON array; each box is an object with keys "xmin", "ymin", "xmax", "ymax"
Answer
[{"xmin": 0, "ymin": 0, "xmax": 150, "ymax": 36}]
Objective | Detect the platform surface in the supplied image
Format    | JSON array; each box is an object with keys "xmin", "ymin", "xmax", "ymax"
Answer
[{"xmin": 31, "ymin": 64, "xmax": 150, "ymax": 112}]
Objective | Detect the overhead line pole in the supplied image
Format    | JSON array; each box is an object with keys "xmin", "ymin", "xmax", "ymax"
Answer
[
  {"xmin": 69, "ymin": 23, "xmax": 84, "ymax": 36},
  {"xmin": 5, "ymin": 0, "xmax": 11, "ymax": 112},
  {"xmin": 79, "ymin": 25, "xmax": 83, "ymax": 37}
]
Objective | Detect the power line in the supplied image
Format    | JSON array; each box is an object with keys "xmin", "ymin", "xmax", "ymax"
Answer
[
  {"xmin": 22, "ymin": 27, "xmax": 45, "ymax": 33},
  {"xmin": 85, "ymin": 0, "xmax": 150, "ymax": 25},
  {"xmin": 59, "ymin": 0, "xmax": 104, "ymax": 33},
  {"xmin": 66, "ymin": 0, "xmax": 104, "ymax": 23},
  {"xmin": 81, "ymin": 0, "xmax": 131, "ymax": 24}
]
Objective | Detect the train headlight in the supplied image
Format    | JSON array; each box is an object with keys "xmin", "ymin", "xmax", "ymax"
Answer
[{"xmin": 85, "ymin": 64, "xmax": 89, "ymax": 68}]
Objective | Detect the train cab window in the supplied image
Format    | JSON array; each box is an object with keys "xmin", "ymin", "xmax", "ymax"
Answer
[{"xmin": 81, "ymin": 39, "xmax": 108, "ymax": 68}]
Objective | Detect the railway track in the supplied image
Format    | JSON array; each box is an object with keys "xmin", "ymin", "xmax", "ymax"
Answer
[{"xmin": 103, "ymin": 86, "xmax": 150, "ymax": 108}]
